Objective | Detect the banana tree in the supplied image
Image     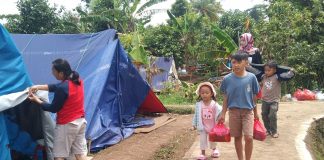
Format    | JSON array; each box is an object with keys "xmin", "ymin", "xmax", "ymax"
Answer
[
  {"xmin": 167, "ymin": 10, "xmax": 237, "ymax": 65},
  {"xmin": 79, "ymin": 0, "xmax": 167, "ymax": 33},
  {"xmin": 119, "ymin": 31, "xmax": 149, "ymax": 65},
  {"xmin": 167, "ymin": 10, "xmax": 203, "ymax": 66},
  {"xmin": 212, "ymin": 25, "xmax": 238, "ymax": 54},
  {"xmin": 120, "ymin": 33, "xmax": 165, "ymax": 87}
]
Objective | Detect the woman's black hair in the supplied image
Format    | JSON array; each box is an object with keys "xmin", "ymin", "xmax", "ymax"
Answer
[
  {"xmin": 52, "ymin": 59, "xmax": 80, "ymax": 85},
  {"xmin": 196, "ymin": 85, "xmax": 216, "ymax": 101}
]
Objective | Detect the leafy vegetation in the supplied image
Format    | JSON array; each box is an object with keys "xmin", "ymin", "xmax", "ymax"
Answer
[
  {"xmin": 1, "ymin": 0, "xmax": 323, "ymax": 96},
  {"xmin": 307, "ymin": 118, "xmax": 324, "ymax": 160}
]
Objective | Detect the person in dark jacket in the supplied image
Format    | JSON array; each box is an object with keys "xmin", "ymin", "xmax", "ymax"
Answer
[
  {"xmin": 239, "ymin": 33, "xmax": 262, "ymax": 65},
  {"xmin": 28, "ymin": 58, "xmax": 87, "ymax": 160}
]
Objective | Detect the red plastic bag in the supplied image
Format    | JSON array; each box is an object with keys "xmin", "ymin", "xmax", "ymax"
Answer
[
  {"xmin": 256, "ymin": 89, "xmax": 262, "ymax": 99},
  {"xmin": 303, "ymin": 89, "xmax": 316, "ymax": 100},
  {"xmin": 293, "ymin": 89, "xmax": 304, "ymax": 100},
  {"xmin": 293, "ymin": 89, "xmax": 316, "ymax": 101},
  {"xmin": 209, "ymin": 123, "xmax": 231, "ymax": 142},
  {"xmin": 253, "ymin": 119, "xmax": 266, "ymax": 141}
]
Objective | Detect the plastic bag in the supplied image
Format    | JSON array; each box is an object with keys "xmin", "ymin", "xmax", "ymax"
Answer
[
  {"xmin": 316, "ymin": 91, "xmax": 324, "ymax": 101},
  {"xmin": 256, "ymin": 89, "xmax": 262, "ymax": 99},
  {"xmin": 253, "ymin": 119, "xmax": 266, "ymax": 141},
  {"xmin": 293, "ymin": 89, "xmax": 316, "ymax": 101},
  {"xmin": 209, "ymin": 123, "xmax": 231, "ymax": 142},
  {"xmin": 293, "ymin": 89, "xmax": 305, "ymax": 101},
  {"xmin": 303, "ymin": 89, "xmax": 316, "ymax": 100}
]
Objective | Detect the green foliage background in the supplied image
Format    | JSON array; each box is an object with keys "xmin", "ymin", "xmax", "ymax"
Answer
[{"xmin": 1, "ymin": 0, "xmax": 323, "ymax": 98}]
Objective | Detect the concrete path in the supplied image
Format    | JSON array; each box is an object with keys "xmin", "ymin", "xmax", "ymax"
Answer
[{"xmin": 183, "ymin": 101, "xmax": 324, "ymax": 160}]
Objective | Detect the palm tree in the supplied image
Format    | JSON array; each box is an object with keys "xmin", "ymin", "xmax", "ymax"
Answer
[{"xmin": 190, "ymin": 0, "xmax": 223, "ymax": 21}]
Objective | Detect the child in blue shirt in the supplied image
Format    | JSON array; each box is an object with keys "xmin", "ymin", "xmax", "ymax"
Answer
[{"xmin": 219, "ymin": 52, "xmax": 260, "ymax": 160}]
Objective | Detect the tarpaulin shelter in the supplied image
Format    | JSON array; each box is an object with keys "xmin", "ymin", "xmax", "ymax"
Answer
[
  {"xmin": 0, "ymin": 23, "xmax": 167, "ymax": 158},
  {"xmin": 11, "ymin": 29, "xmax": 167, "ymax": 151},
  {"xmin": 0, "ymin": 24, "xmax": 55, "ymax": 160},
  {"xmin": 139, "ymin": 57, "xmax": 179, "ymax": 92}
]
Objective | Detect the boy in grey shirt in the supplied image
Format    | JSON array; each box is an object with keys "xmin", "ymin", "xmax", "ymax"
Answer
[{"xmin": 261, "ymin": 60, "xmax": 295, "ymax": 138}]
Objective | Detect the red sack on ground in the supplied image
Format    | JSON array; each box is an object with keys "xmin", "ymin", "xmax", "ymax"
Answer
[
  {"xmin": 293, "ymin": 89, "xmax": 305, "ymax": 101},
  {"xmin": 294, "ymin": 89, "xmax": 316, "ymax": 101},
  {"xmin": 303, "ymin": 89, "xmax": 316, "ymax": 100},
  {"xmin": 253, "ymin": 119, "xmax": 267, "ymax": 141},
  {"xmin": 209, "ymin": 123, "xmax": 231, "ymax": 142}
]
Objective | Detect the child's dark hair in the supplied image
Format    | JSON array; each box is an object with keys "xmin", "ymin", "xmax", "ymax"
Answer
[
  {"xmin": 52, "ymin": 59, "xmax": 80, "ymax": 85},
  {"xmin": 264, "ymin": 60, "xmax": 278, "ymax": 69},
  {"xmin": 197, "ymin": 85, "xmax": 216, "ymax": 101},
  {"xmin": 231, "ymin": 52, "xmax": 249, "ymax": 62}
]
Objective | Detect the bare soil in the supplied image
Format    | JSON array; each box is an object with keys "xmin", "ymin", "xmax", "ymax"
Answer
[
  {"xmin": 92, "ymin": 101, "xmax": 324, "ymax": 160},
  {"xmin": 92, "ymin": 114, "xmax": 196, "ymax": 160},
  {"xmin": 184, "ymin": 101, "xmax": 324, "ymax": 160}
]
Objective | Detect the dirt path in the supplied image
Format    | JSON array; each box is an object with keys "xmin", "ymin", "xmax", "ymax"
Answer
[
  {"xmin": 90, "ymin": 101, "xmax": 324, "ymax": 160},
  {"xmin": 92, "ymin": 114, "xmax": 194, "ymax": 160},
  {"xmin": 184, "ymin": 101, "xmax": 324, "ymax": 160}
]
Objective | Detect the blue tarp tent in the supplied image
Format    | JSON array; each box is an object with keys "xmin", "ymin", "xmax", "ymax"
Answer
[
  {"xmin": 139, "ymin": 57, "xmax": 179, "ymax": 91},
  {"xmin": 151, "ymin": 57, "xmax": 179, "ymax": 91},
  {"xmin": 10, "ymin": 29, "xmax": 167, "ymax": 151},
  {"xmin": 0, "ymin": 24, "xmax": 55, "ymax": 160}
]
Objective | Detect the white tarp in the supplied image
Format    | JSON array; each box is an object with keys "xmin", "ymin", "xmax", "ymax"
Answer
[{"xmin": 0, "ymin": 89, "xmax": 29, "ymax": 112}]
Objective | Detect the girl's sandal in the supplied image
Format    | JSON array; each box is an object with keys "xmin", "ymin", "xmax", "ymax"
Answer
[
  {"xmin": 211, "ymin": 149, "xmax": 220, "ymax": 158},
  {"xmin": 197, "ymin": 154, "xmax": 207, "ymax": 160}
]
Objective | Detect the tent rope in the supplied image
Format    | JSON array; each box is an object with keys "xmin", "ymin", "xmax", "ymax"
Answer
[
  {"xmin": 75, "ymin": 33, "xmax": 94, "ymax": 71},
  {"xmin": 21, "ymin": 34, "xmax": 36, "ymax": 53}
]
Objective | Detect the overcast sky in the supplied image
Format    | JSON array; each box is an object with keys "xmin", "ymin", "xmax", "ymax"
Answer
[{"xmin": 0, "ymin": 0, "xmax": 268, "ymax": 25}]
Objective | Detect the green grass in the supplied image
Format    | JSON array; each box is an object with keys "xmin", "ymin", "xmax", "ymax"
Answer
[
  {"xmin": 153, "ymin": 144, "xmax": 176, "ymax": 160},
  {"xmin": 157, "ymin": 92, "xmax": 193, "ymax": 105},
  {"xmin": 165, "ymin": 105, "xmax": 194, "ymax": 114},
  {"xmin": 157, "ymin": 92, "xmax": 194, "ymax": 114},
  {"xmin": 157, "ymin": 87, "xmax": 224, "ymax": 114}
]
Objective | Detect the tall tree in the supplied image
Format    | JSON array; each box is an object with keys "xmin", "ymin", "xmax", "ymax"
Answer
[
  {"xmin": 80, "ymin": 0, "xmax": 167, "ymax": 33},
  {"xmin": 167, "ymin": 10, "xmax": 204, "ymax": 65},
  {"xmin": 54, "ymin": 11, "xmax": 82, "ymax": 33},
  {"xmin": 218, "ymin": 10, "xmax": 252, "ymax": 45},
  {"xmin": 246, "ymin": 4, "xmax": 268, "ymax": 23},
  {"xmin": 255, "ymin": 0, "xmax": 324, "ymax": 90},
  {"xmin": 143, "ymin": 25, "xmax": 184, "ymax": 66},
  {"xmin": 170, "ymin": 0, "xmax": 189, "ymax": 17},
  {"xmin": 191, "ymin": 0, "xmax": 223, "ymax": 21},
  {"xmin": 4, "ymin": 0, "xmax": 59, "ymax": 33}
]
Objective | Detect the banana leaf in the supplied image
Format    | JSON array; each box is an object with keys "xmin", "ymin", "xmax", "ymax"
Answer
[
  {"xmin": 129, "ymin": 46, "xmax": 148, "ymax": 65},
  {"xmin": 167, "ymin": 10, "xmax": 182, "ymax": 32},
  {"xmin": 212, "ymin": 25, "xmax": 238, "ymax": 54},
  {"xmin": 136, "ymin": 0, "xmax": 167, "ymax": 14}
]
